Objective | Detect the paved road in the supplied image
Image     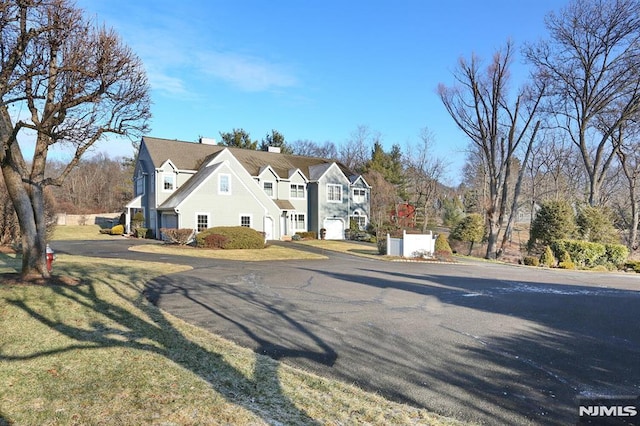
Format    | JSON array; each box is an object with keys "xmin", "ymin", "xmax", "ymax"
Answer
[{"xmin": 54, "ymin": 239, "xmax": 640, "ymax": 425}]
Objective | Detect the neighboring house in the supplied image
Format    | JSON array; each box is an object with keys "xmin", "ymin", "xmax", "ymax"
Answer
[{"xmin": 125, "ymin": 136, "xmax": 370, "ymax": 240}]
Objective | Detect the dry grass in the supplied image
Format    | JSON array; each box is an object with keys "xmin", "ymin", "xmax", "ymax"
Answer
[
  {"xmin": 0, "ymin": 255, "xmax": 463, "ymax": 425},
  {"xmin": 296, "ymin": 239, "xmax": 381, "ymax": 259},
  {"xmin": 129, "ymin": 243, "xmax": 328, "ymax": 261},
  {"xmin": 51, "ymin": 224, "xmax": 117, "ymax": 241}
]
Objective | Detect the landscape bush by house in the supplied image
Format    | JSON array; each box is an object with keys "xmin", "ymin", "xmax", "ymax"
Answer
[
  {"xmin": 160, "ymin": 228, "xmax": 194, "ymax": 245},
  {"xmin": 294, "ymin": 231, "xmax": 317, "ymax": 240},
  {"xmin": 109, "ymin": 224, "xmax": 124, "ymax": 235},
  {"xmin": 202, "ymin": 233, "xmax": 229, "ymax": 249},
  {"xmin": 196, "ymin": 226, "xmax": 265, "ymax": 249}
]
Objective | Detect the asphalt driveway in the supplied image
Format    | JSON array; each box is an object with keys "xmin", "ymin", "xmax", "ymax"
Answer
[{"xmin": 54, "ymin": 239, "xmax": 640, "ymax": 425}]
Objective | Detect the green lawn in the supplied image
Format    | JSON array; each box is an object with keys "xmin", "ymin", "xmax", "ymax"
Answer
[{"xmin": 0, "ymin": 253, "xmax": 464, "ymax": 425}]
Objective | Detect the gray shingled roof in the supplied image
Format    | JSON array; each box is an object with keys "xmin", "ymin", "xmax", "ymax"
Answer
[{"xmin": 141, "ymin": 136, "xmax": 354, "ymax": 180}]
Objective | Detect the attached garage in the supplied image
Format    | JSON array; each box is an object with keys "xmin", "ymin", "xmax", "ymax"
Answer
[{"xmin": 323, "ymin": 218, "xmax": 345, "ymax": 240}]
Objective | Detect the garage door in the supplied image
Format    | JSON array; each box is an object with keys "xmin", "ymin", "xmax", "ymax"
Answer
[{"xmin": 323, "ymin": 218, "xmax": 344, "ymax": 240}]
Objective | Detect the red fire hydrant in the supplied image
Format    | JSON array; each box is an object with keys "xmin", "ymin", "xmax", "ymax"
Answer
[{"xmin": 46, "ymin": 244, "xmax": 55, "ymax": 273}]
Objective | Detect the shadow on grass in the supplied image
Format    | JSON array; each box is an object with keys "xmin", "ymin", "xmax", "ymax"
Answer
[{"xmin": 1, "ymin": 263, "xmax": 323, "ymax": 425}]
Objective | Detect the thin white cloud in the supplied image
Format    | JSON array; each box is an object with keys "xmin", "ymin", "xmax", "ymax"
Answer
[
  {"xmin": 146, "ymin": 68, "xmax": 196, "ymax": 99},
  {"xmin": 197, "ymin": 51, "xmax": 299, "ymax": 92}
]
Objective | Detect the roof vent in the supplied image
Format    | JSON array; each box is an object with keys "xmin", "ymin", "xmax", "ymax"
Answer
[{"xmin": 199, "ymin": 137, "xmax": 217, "ymax": 145}]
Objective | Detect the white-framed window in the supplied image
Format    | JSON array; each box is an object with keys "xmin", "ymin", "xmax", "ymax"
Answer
[
  {"xmin": 240, "ymin": 215, "xmax": 252, "ymax": 227},
  {"xmin": 351, "ymin": 211, "xmax": 367, "ymax": 230},
  {"xmin": 353, "ymin": 188, "xmax": 367, "ymax": 203},
  {"xmin": 290, "ymin": 212, "xmax": 306, "ymax": 231},
  {"xmin": 290, "ymin": 183, "xmax": 305, "ymax": 199},
  {"xmin": 263, "ymin": 181, "xmax": 274, "ymax": 197},
  {"xmin": 196, "ymin": 213, "xmax": 209, "ymax": 232},
  {"xmin": 219, "ymin": 174, "xmax": 231, "ymax": 195},
  {"xmin": 163, "ymin": 173, "xmax": 175, "ymax": 192},
  {"xmin": 327, "ymin": 184, "xmax": 342, "ymax": 202}
]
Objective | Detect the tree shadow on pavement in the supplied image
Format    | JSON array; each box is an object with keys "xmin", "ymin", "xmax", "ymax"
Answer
[
  {"xmin": 305, "ymin": 266, "xmax": 640, "ymax": 425},
  {"xmin": 1, "ymin": 263, "xmax": 323, "ymax": 425}
]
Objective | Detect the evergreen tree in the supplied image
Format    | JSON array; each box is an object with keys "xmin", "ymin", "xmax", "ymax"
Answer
[{"xmin": 219, "ymin": 128, "xmax": 257, "ymax": 150}]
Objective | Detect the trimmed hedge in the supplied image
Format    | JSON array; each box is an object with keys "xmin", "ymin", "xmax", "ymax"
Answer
[
  {"xmin": 551, "ymin": 239, "xmax": 630, "ymax": 269},
  {"xmin": 196, "ymin": 226, "xmax": 265, "ymax": 249},
  {"xmin": 604, "ymin": 243, "xmax": 630, "ymax": 266}
]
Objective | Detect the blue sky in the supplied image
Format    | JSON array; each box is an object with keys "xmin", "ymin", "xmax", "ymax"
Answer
[{"xmin": 69, "ymin": 0, "xmax": 565, "ymax": 184}]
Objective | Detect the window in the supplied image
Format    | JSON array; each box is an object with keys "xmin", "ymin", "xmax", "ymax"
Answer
[
  {"xmin": 240, "ymin": 215, "xmax": 251, "ymax": 227},
  {"xmin": 327, "ymin": 184, "xmax": 342, "ymax": 202},
  {"xmin": 163, "ymin": 174, "xmax": 175, "ymax": 191},
  {"xmin": 263, "ymin": 181, "xmax": 274, "ymax": 197},
  {"xmin": 351, "ymin": 212, "xmax": 367, "ymax": 230},
  {"xmin": 290, "ymin": 184, "xmax": 305, "ymax": 199},
  {"xmin": 196, "ymin": 214, "xmax": 209, "ymax": 232},
  {"xmin": 135, "ymin": 174, "xmax": 145, "ymax": 196},
  {"xmin": 353, "ymin": 188, "xmax": 366, "ymax": 203},
  {"xmin": 219, "ymin": 174, "xmax": 231, "ymax": 194},
  {"xmin": 290, "ymin": 213, "xmax": 306, "ymax": 231}
]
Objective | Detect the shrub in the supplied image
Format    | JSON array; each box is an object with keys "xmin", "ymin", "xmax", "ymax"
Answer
[
  {"xmin": 99, "ymin": 228, "xmax": 111, "ymax": 234},
  {"xmin": 528, "ymin": 200, "xmax": 576, "ymax": 250},
  {"xmin": 551, "ymin": 239, "xmax": 605, "ymax": 268},
  {"xmin": 110, "ymin": 224, "xmax": 124, "ymax": 235},
  {"xmin": 603, "ymin": 243, "xmax": 630, "ymax": 266},
  {"xmin": 160, "ymin": 228, "xmax": 194, "ymax": 245},
  {"xmin": 576, "ymin": 205, "xmax": 619, "ymax": 244},
  {"xmin": 624, "ymin": 260, "xmax": 640, "ymax": 273},
  {"xmin": 558, "ymin": 251, "xmax": 575, "ymax": 269},
  {"xmin": 295, "ymin": 231, "xmax": 317, "ymax": 240},
  {"xmin": 134, "ymin": 227, "xmax": 148, "ymax": 238},
  {"xmin": 132, "ymin": 211, "xmax": 145, "ymax": 229},
  {"xmin": 291, "ymin": 234, "xmax": 302, "ymax": 241},
  {"xmin": 377, "ymin": 237, "xmax": 387, "ymax": 255},
  {"xmin": 196, "ymin": 226, "xmax": 265, "ymax": 249},
  {"xmin": 449, "ymin": 213, "xmax": 485, "ymax": 255},
  {"xmin": 539, "ymin": 245, "xmax": 556, "ymax": 267},
  {"xmin": 202, "ymin": 233, "xmax": 229, "ymax": 249},
  {"xmin": 433, "ymin": 234, "xmax": 453, "ymax": 261},
  {"xmin": 523, "ymin": 256, "xmax": 539, "ymax": 266}
]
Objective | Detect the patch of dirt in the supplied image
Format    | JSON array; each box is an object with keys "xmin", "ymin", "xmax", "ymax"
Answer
[{"xmin": 2, "ymin": 273, "xmax": 80, "ymax": 286}]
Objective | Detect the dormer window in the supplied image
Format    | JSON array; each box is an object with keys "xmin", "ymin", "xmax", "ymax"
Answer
[
  {"xmin": 290, "ymin": 184, "xmax": 305, "ymax": 199},
  {"xmin": 163, "ymin": 174, "xmax": 175, "ymax": 192},
  {"xmin": 263, "ymin": 181, "xmax": 274, "ymax": 197}
]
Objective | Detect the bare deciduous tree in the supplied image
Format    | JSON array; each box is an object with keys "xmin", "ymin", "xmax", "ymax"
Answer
[
  {"xmin": 403, "ymin": 128, "xmax": 447, "ymax": 232},
  {"xmin": 525, "ymin": 0, "xmax": 640, "ymax": 206},
  {"xmin": 439, "ymin": 42, "xmax": 543, "ymax": 259},
  {"xmin": 338, "ymin": 125, "xmax": 375, "ymax": 173},
  {"xmin": 0, "ymin": 0, "xmax": 150, "ymax": 278}
]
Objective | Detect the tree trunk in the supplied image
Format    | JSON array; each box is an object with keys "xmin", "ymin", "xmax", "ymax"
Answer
[{"xmin": 1, "ymin": 147, "xmax": 48, "ymax": 278}]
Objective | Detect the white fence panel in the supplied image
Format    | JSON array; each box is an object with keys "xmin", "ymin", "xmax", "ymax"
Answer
[{"xmin": 387, "ymin": 230, "xmax": 437, "ymax": 258}]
